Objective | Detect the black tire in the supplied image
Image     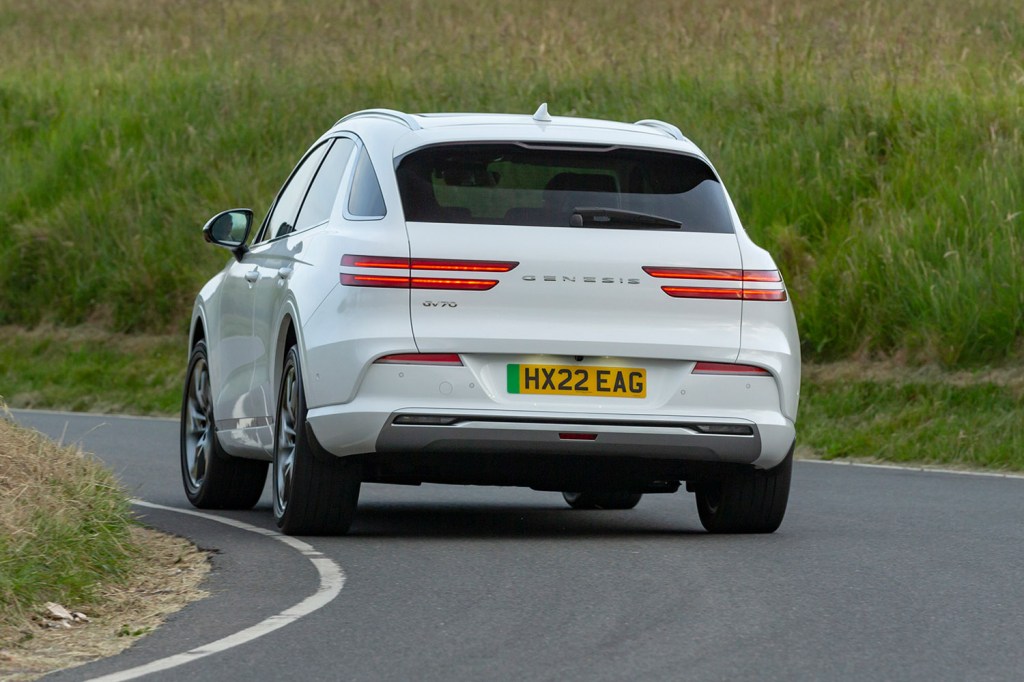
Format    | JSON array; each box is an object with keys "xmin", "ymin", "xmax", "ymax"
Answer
[
  {"xmin": 273, "ymin": 345, "xmax": 361, "ymax": 536},
  {"xmin": 562, "ymin": 491, "xmax": 643, "ymax": 510},
  {"xmin": 180, "ymin": 341, "xmax": 267, "ymax": 509},
  {"xmin": 694, "ymin": 445, "xmax": 793, "ymax": 534}
]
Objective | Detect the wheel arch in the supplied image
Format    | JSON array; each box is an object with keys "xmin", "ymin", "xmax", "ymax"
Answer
[
  {"xmin": 190, "ymin": 316, "xmax": 206, "ymax": 349},
  {"xmin": 188, "ymin": 306, "xmax": 207, "ymax": 352},
  {"xmin": 274, "ymin": 308, "xmax": 301, "ymax": 406}
]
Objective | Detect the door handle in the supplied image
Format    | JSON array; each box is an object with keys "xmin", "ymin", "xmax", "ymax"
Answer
[
  {"xmin": 244, "ymin": 269, "xmax": 260, "ymax": 283},
  {"xmin": 277, "ymin": 267, "xmax": 294, "ymax": 280}
]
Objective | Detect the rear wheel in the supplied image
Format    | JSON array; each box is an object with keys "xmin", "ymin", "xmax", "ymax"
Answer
[
  {"xmin": 273, "ymin": 345, "xmax": 361, "ymax": 536},
  {"xmin": 562, "ymin": 491, "xmax": 643, "ymax": 510},
  {"xmin": 694, "ymin": 445, "xmax": 793, "ymax": 533},
  {"xmin": 180, "ymin": 341, "xmax": 267, "ymax": 509}
]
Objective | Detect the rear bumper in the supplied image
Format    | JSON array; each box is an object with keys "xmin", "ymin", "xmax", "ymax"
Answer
[
  {"xmin": 304, "ymin": 355, "xmax": 797, "ymax": 476},
  {"xmin": 306, "ymin": 404, "xmax": 795, "ymax": 470}
]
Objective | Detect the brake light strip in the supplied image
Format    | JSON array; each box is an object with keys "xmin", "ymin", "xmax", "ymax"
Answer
[
  {"xmin": 341, "ymin": 255, "xmax": 518, "ymax": 291},
  {"xmin": 643, "ymin": 267, "xmax": 787, "ymax": 301}
]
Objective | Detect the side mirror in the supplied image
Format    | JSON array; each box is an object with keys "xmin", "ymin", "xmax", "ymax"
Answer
[{"xmin": 202, "ymin": 209, "xmax": 253, "ymax": 261}]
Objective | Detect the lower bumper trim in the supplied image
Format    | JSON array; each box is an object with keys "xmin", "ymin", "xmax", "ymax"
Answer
[{"xmin": 375, "ymin": 412, "xmax": 761, "ymax": 464}]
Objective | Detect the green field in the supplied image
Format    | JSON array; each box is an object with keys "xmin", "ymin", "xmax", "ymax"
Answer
[
  {"xmin": 2, "ymin": 0, "xmax": 1021, "ymax": 363},
  {"xmin": 1, "ymin": 1, "xmax": 1022, "ymax": 468}
]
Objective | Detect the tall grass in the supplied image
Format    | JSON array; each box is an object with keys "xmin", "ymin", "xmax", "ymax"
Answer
[
  {"xmin": 0, "ymin": 412, "xmax": 137, "ymax": 632},
  {"xmin": 0, "ymin": 0, "xmax": 1021, "ymax": 365}
]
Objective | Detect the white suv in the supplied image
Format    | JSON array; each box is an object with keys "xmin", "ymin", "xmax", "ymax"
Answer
[{"xmin": 181, "ymin": 105, "xmax": 800, "ymax": 535}]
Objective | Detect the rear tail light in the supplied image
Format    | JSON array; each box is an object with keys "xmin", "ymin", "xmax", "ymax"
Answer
[
  {"xmin": 643, "ymin": 267, "xmax": 787, "ymax": 301},
  {"xmin": 340, "ymin": 274, "xmax": 413, "ymax": 289},
  {"xmin": 341, "ymin": 255, "xmax": 409, "ymax": 269},
  {"xmin": 341, "ymin": 255, "xmax": 518, "ymax": 291},
  {"xmin": 691, "ymin": 362, "xmax": 771, "ymax": 376},
  {"xmin": 374, "ymin": 353, "xmax": 464, "ymax": 365},
  {"xmin": 661, "ymin": 287, "xmax": 742, "ymax": 300},
  {"xmin": 410, "ymin": 258, "xmax": 518, "ymax": 273},
  {"xmin": 340, "ymin": 274, "xmax": 501, "ymax": 290},
  {"xmin": 740, "ymin": 289, "xmax": 788, "ymax": 301}
]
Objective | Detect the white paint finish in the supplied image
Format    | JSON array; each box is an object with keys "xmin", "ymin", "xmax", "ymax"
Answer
[
  {"xmin": 190, "ymin": 107, "xmax": 801, "ymax": 490},
  {"xmin": 405, "ymin": 224, "xmax": 744, "ymax": 361},
  {"xmin": 87, "ymin": 500, "xmax": 344, "ymax": 682}
]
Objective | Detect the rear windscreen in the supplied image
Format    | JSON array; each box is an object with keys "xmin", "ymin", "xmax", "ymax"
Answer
[{"xmin": 395, "ymin": 143, "xmax": 734, "ymax": 233}]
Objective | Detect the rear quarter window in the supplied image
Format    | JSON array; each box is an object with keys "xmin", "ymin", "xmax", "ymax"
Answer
[{"xmin": 347, "ymin": 146, "xmax": 386, "ymax": 219}]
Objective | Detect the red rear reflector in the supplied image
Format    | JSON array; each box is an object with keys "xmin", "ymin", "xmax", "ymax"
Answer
[
  {"xmin": 341, "ymin": 255, "xmax": 516, "ymax": 290},
  {"xmin": 692, "ymin": 362, "xmax": 771, "ymax": 376},
  {"xmin": 559, "ymin": 433, "xmax": 598, "ymax": 441},
  {"xmin": 374, "ymin": 353, "xmax": 463, "ymax": 365},
  {"xmin": 644, "ymin": 267, "xmax": 786, "ymax": 301}
]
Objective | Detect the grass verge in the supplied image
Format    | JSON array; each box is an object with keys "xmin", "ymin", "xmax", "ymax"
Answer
[
  {"xmin": 3, "ymin": 327, "xmax": 1023, "ymax": 472},
  {"xmin": 0, "ymin": 326, "xmax": 184, "ymax": 416},
  {"xmin": 800, "ymin": 362, "xmax": 1024, "ymax": 471},
  {"xmin": 0, "ymin": 411, "xmax": 136, "ymax": 625},
  {"xmin": 0, "ymin": 411, "xmax": 209, "ymax": 680}
]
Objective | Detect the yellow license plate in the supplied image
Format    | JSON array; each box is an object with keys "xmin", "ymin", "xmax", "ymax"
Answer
[{"xmin": 507, "ymin": 364, "xmax": 647, "ymax": 398}]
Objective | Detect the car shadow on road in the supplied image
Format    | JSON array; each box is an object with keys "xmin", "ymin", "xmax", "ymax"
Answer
[{"xmin": 344, "ymin": 502, "xmax": 705, "ymax": 538}]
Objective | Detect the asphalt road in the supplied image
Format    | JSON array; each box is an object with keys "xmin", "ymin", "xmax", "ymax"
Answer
[{"xmin": 11, "ymin": 409, "xmax": 1024, "ymax": 682}]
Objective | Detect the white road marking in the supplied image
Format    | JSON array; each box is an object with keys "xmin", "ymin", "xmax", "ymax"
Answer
[
  {"xmin": 87, "ymin": 500, "xmax": 344, "ymax": 682},
  {"xmin": 7, "ymin": 407, "xmax": 178, "ymax": 422},
  {"xmin": 801, "ymin": 458, "xmax": 1024, "ymax": 481}
]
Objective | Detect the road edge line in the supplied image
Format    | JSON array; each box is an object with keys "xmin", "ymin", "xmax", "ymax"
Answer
[
  {"xmin": 799, "ymin": 458, "xmax": 1024, "ymax": 481},
  {"xmin": 7, "ymin": 407, "xmax": 178, "ymax": 423},
  {"xmin": 86, "ymin": 500, "xmax": 344, "ymax": 682}
]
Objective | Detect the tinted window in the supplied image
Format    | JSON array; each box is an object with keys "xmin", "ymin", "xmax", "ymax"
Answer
[
  {"xmin": 263, "ymin": 143, "xmax": 329, "ymax": 241},
  {"xmin": 294, "ymin": 138, "xmax": 355, "ymax": 232},
  {"xmin": 347, "ymin": 147, "xmax": 386, "ymax": 218},
  {"xmin": 395, "ymin": 143, "xmax": 734, "ymax": 233}
]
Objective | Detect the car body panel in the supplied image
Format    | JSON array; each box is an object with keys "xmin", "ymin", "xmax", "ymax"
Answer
[{"xmin": 403, "ymin": 222, "xmax": 744, "ymax": 361}]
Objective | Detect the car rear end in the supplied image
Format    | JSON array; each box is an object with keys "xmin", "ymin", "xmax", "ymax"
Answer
[{"xmin": 303, "ymin": 114, "xmax": 799, "ymax": 496}]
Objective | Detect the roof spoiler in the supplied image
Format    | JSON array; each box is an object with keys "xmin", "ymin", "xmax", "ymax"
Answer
[
  {"xmin": 633, "ymin": 119, "xmax": 687, "ymax": 141},
  {"xmin": 336, "ymin": 109, "xmax": 421, "ymax": 130}
]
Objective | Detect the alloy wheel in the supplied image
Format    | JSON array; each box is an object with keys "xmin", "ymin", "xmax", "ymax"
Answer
[
  {"xmin": 183, "ymin": 357, "xmax": 212, "ymax": 494},
  {"xmin": 274, "ymin": 362, "xmax": 299, "ymax": 517}
]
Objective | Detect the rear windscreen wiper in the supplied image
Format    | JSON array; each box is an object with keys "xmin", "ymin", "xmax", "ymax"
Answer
[{"xmin": 570, "ymin": 207, "xmax": 682, "ymax": 230}]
